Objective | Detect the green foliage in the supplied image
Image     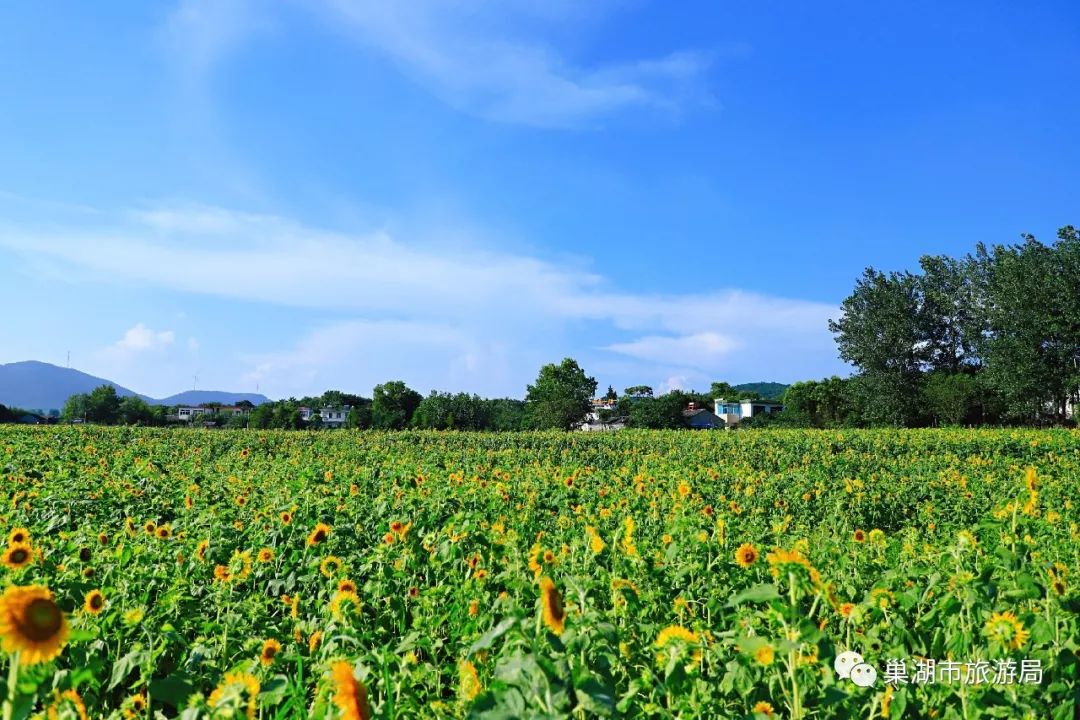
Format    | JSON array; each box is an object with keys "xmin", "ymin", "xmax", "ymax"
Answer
[
  {"xmin": 372, "ymin": 381, "xmax": 423, "ymax": 430},
  {"xmin": 625, "ymin": 391, "xmax": 689, "ymax": 429},
  {"xmin": 525, "ymin": 358, "xmax": 597, "ymax": 430},
  {"xmin": 0, "ymin": 426, "xmax": 1077, "ymax": 718},
  {"xmin": 623, "ymin": 385, "xmax": 653, "ymax": 399}
]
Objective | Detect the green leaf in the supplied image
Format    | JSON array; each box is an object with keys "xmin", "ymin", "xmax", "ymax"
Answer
[
  {"xmin": 468, "ymin": 617, "xmax": 517, "ymax": 657},
  {"xmin": 726, "ymin": 583, "xmax": 780, "ymax": 606}
]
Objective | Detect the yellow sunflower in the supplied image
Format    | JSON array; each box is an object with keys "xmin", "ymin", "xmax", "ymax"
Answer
[
  {"xmin": 0, "ymin": 584, "xmax": 69, "ymax": 665},
  {"xmin": 2, "ymin": 542, "xmax": 34, "ymax": 570},
  {"xmin": 752, "ymin": 700, "xmax": 775, "ymax": 716},
  {"xmin": 307, "ymin": 523, "xmax": 331, "ymax": 546},
  {"xmin": 48, "ymin": 689, "xmax": 88, "ymax": 720},
  {"xmin": 155, "ymin": 525, "xmax": 171, "ymax": 539},
  {"xmin": 337, "ymin": 579, "xmax": 357, "ymax": 594},
  {"xmin": 280, "ymin": 511, "xmax": 293, "ymax": 525},
  {"xmin": 458, "ymin": 659, "xmax": 481, "ymax": 702},
  {"xmin": 122, "ymin": 693, "xmax": 146, "ymax": 719},
  {"xmin": 83, "ymin": 589, "xmax": 105, "ymax": 615},
  {"xmin": 330, "ymin": 661, "xmax": 371, "ymax": 720},
  {"xmin": 260, "ymin": 638, "xmax": 281, "ymax": 666},
  {"xmin": 852, "ymin": 529, "xmax": 866, "ymax": 543},
  {"xmin": 257, "ymin": 548, "xmax": 274, "ymax": 563},
  {"xmin": 143, "ymin": 521, "xmax": 156, "ymax": 536},
  {"xmin": 735, "ymin": 543, "xmax": 759, "ymax": 568},
  {"xmin": 985, "ymin": 611, "xmax": 1030, "ymax": 649},
  {"xmin": 320, "ymin": 555, "xmax": 343, "ymax": 578},
  {"xmin": 308, "ymin": 630, "xmax": 323, "ymax": 654},
  {"xmin": 7, "ymin": 528, "xmax": 30, "ymax": 545},
  {"xmin": 538, "ymin": 576, "xmax": 566, "ymax": 636},
  {"xmin": 754, "ymin": 645, "xmax": 775, "ymax": 666},
  {"xmin": 196, "ymin": 539, "xmax": 210, "ymax": 562}
]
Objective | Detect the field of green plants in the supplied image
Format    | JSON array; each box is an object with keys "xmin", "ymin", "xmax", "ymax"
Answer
[{"xmin": 0, "ymin": 427, "xmax": 1077, "ymax": 719}]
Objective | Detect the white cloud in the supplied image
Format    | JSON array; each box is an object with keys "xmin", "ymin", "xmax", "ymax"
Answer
[
  {"xmin": 113, "ymin": 323, "xmax": 176, "ymax": 352},
  {"xmin": 0, "ymin": 202, "xmax": 844, "ymax": 396},
  {"xmin": 604, "ymin": 332, "xmax": 740, "ymax": 366},
  {"xmin": 164, "ymin": 0, "xmax": 715, "ymax": 127},
  {"xmin": 656, "ymin": 374, "xmax": 690, "ymax": 395}
]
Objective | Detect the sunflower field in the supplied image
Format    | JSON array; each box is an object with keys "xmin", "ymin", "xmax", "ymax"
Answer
[{"xmin": 0, "ymin": 426, "xmax": 1078, "ymax": 719}]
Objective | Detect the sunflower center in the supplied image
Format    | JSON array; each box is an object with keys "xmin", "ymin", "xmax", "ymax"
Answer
[
  {"xmin": 10, "ymin": 549, "xmax": 28, "ymax": 564},
  {"xmin": 90, "ymin": 594, "xmax": 103, "ymax": 610},
  {"xmin": 21, "ymin": 598, "xmax": 62, "ymax": 641},
  {"xmin": 546, "ymin": 589, "xmax": 565, "ymax": 620}
]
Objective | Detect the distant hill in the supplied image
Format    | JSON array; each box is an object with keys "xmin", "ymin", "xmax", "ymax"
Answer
[
  {"xmin": 0, "ymin": 361, "xmax": 148, "ymax": 412},
  {"xmin": 154, "ymin": 391, "xmax": 271, "ymax": 407},
  {"xmin": 734, "ymin": 382, "xmax": 789, "ymax": 401},
  {"xmin": 0, "ymin": 361, "xmax": 269, "ymax": 411}
]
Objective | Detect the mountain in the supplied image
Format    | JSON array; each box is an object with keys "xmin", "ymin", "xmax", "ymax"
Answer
[
  {"xmin": 733, "ymin": 382, "xmax": 790, "ymax": 401},
  {"xmin": 0, "ymin": 361, "xmax": 269, "ymax": 411},
  {"xmin": 0, "ymin": 361, "xmax": 148, "ymax": 411},
  {"xmin": 154, "ymin": 391, "xmax": 271, "ymax": 407}
]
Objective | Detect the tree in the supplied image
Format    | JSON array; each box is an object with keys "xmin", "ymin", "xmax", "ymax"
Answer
[
  {"xmin": 921, "ymin": 371, "xmax": 985, "ymax": 426},
  {"xmin": 625, "ymin": 391, "xmax": 688, "ymax": 429},
  {"xmin": 487, "ymin": 398, "xmax": 526, "ymax": 431},
  {"xmin": 371, "ymin": 381, "xmax": 423, "ymax": 430},
  {"xmin": 525, "ymin": 359, "xmax": 597, "ymax": 430},
  {"xmin": 345, "ymin": 403, "xmax": 373, "ymax": 429},
  {"xmin": 84, "ymin": 385, "xmax": 122, "ymax": 425},
  {"xmin": 829, "ymin": 269, "xmax": 926, "ymax": 426},
  {"xmin": 979, "ymin": 232, "xmax": 1080, "ymax": 423},
  {"xmin": 61, "ymin": 393, "xmax": 88, "ymax": 423},
  {"xmin": 604, "ymin": 385, "xmax": 617, "ymax": 402},
  {"xmin": 119, "ymin": 396, "xmax": 155, "ymax": 425},
  {"xmin": 623, "ymin": 385, "xmax": 653, "ymax": 399}
]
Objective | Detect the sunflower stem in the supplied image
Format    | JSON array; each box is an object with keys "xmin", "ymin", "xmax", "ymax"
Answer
[{"xmin": 2, "ymin": 651, "xmax": 19, "ymax": 720}]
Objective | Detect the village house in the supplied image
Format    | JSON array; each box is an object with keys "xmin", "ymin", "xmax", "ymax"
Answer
[{"xmin": 713, "ymin": 398, "xmax": 783, "ymax": 427}]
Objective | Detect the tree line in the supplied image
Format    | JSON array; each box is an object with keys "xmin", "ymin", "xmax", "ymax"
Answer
[
  {"xmin": 32, "ymin": 359, "xmax": 782, "ymax": 431},
  {"xmin": 779, "ymin": 225, "xmax": 1080, "ymax": 428}
]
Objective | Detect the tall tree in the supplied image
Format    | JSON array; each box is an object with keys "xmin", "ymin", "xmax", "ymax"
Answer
[
  {"xmin": 371, "ymin": 381, "xmax": 423, "ymax": 430},
  {"xmin": 84, "ymin": 385, "xmax": 122, "ymax": 425},
  {"xmin": 829, "ymin": 269, "xmax": 926, "ymax": 426},
  {"xmin": 526, "ymin": 358, "xmax": 597, "ymax": 430}
]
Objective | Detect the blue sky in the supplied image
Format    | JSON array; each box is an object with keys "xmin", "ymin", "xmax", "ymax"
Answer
[{"xmin": 1, "ymin": 1, "xmax": 1078, "ymax": 400}]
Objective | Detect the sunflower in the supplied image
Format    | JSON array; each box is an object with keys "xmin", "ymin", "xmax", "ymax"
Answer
[
  {"xmin": 752, "ymin": 700, "xmax": 775, "ymax": 717},
  {"xmin": 838, "ymin": 602, "xmax": 855, "ymax": 618},
  {"xmin": 330, "ymin": 661, "xmax": 371, "ymax": 720},
  {"xmin": 48, "ymin": 689, "xmax": 88, "ymax": 720},
  {"xmin": 208, "ymin": 672, "xmax": 260, "ymax": 720},
  {"xmin": 196, "ymin": 539, "xmax": 209, "ymax": 562},
  {"xmin": 852, "ymin": 529, "xmax": 866, "ymax": 543},
  {"xmin": 0, "ymin": 584, "xmax": 69, "ymax": 665},
  {"xmin": 320, "ymin": 555, "xmax": 343, "ymax": 578},
  {"xmin": 985, "ymin": 611, "xmax": 1030, "ymax": 649},
  {"xmin": 83, "ymin": 589, "xmax": 105, "ymax": 615},
  {"xmin": 143, "ymin": 521, "xmax": 156, "ymax": 536},
  {"xmin": 307, "ymin": 523, "xmax": 331, "ymax": 546},
  {"xmin": 7, "ymin": 528, "xmax": 29, "ymax": 545},
  {"xmin": 735, "ymin": 543, "xmax": 759, "ymax": 568},
  {"xmin": 257, "ymin": 548, "xmax": 274, "ymax": 563},
  {"xmin": 213, "ymin": 565, "xmax": 231, "ymax": 582},
  {"xmin": 280, "ymin": 511, "xmax": 293, "ymax": 525},
  {"xmin": 155, "ymin": 525, "xmax": 171, "ymax": 539},
  {"xmin": 235, "ymin": 496, "xmax": 247, "ymax": 507},
  {"xmin": 78, "ymin": 547, "xmax": 91, "ymax": 563},
  {"xmin": 260, "ymin": 638, "xmax": 281, "ymax": 666},
  {"xmin": 337, "ymin": 579, "xmax": 357, "ymax": 594},
  {"xmin": 122, "ymin": 693, "xmax": 146, "ymax": 719},
  {"xmin": 538, "ymin": 576, "xmax": 565, "ymax": 636},
  {"xmin": 330, "ymin": 590, "xmax": 360, "ymax": 620},
  {"xmin": 97, "ymin": 533, "xmax": 109, "ymax": 546},
  {"xmin": 308, "ymin": 630, "xmax": 323, "ymax": 654},
  {"xmin": 655, "ymin": 625, "xmax": 698, "ymax": 648},
  {"xmin": 458, "ymin": 659, "xmax": 481, "ymax": 702},
  {"xmin": 2, "ymin": 543, "xmax": 33, "ymax": 570},
  {"xmin": 754, "ymin": 645, "xmax": 775, "ymax": 666}
]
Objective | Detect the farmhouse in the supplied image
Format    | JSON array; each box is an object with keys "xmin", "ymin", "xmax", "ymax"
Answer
[
  {"xmin": 683, "ymin": 402, "xmax": 725, "ymax": 429},
  {"xmin": 713, "ymin": 398, "xmax": 783, "ymax": 426},
  {"xmin": 176, "ymin": 406, "xmax": 248, "ymax": 422},
  {"xmin": 300, "ymin": 406, "xmax": 351, "ymax": 428}
]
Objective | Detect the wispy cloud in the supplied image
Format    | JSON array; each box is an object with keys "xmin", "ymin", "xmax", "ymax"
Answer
[
  {"xmin": 112, "ymin": 323, "xmax": 176, "ymax": 353},
  {"xmin": 0, "ymin": 202, "xmax": 842, "ymax": 395},
  {"xmin": 164, "ymin": 0, "xmax": 715, "ymax": 127}
]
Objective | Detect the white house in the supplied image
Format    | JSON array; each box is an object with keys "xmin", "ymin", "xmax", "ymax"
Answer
[
  {"xmin": 301, "ymin": 406, "xmax": 351, "ymax": 427},
  {"xmin": 713, "ymin": 398, "xmax": 783, "ymax": 427},
  {"xmin": 176, "ymin": 406, "xmax": 248, "ymax": 422}
]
